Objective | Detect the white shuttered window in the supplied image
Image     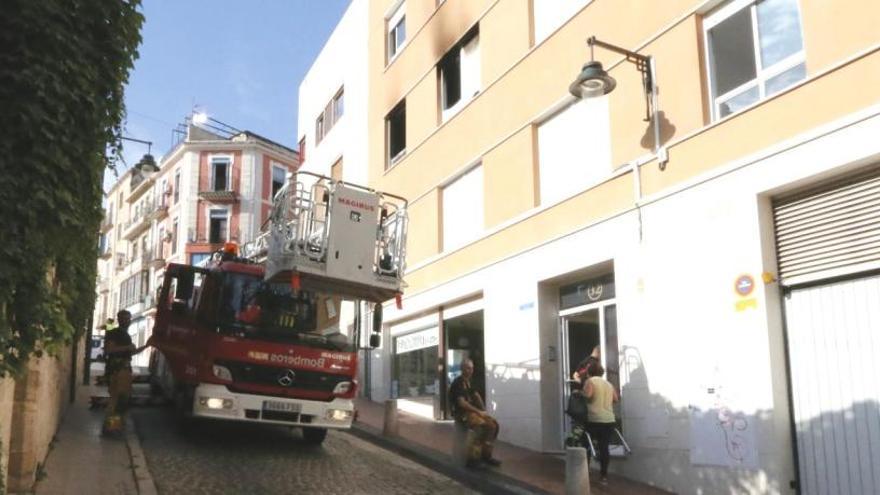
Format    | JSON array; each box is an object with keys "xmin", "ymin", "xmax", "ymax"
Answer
[
  {"xmin": 442, "ymin": 164, "xmax": 484, "ymax": 251},
  {"xmin": 533, "ymin": 0, "xmax": 590, "ymax": 45},
  {"xmin": 537, "ymin": 97, "xmax": 611, "ymax": 206}
]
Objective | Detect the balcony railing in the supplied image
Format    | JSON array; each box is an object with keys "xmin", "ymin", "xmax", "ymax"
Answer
[
  {"xmin": 98, "ymin": 244, "xmax": 113, "ymax": 259},
  {"xmin": 122, "ymin": 198, "xmax": 156, "ymax": 241},
  {"xmin": 148, "ymin": 201, "xmax": 169, "ymax": 221},
  {"xmin": 127, "ymin": 172, "xmax": 154, "ymax": 204},
  {"xmin": 143, "ymin": 247, "xmax": 166, "ymax": 269},
  {"xmin": 198, "ymin": 189, "xmax": 238, "ymax": 203}
]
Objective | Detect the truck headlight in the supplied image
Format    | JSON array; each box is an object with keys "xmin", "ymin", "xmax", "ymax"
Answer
[
  {"xmin": 212, "ymin": 364, "xmax": 233, "ymax": 382},
  {"xmin": 199, "ymin": 397, "xmax": 234, "ymax": 409},
  {"xmin": 326, "ymin": 409, "xmax": 352, "ymax": 421},
  {"xmin": 332, "ymin": 381, "xmax": 352, "ymax": 395}
]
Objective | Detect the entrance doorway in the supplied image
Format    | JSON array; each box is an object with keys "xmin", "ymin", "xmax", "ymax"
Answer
[{"xmin": 560, "ymin": 302, "xmax": 620, "ymax": 445}]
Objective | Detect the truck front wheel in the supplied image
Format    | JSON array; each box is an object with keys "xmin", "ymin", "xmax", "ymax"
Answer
[{"xmin": 302, "ymin": 427, "xmax": 327, "ymax": 445}]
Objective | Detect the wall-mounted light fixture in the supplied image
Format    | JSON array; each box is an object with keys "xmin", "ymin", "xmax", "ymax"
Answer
[
  {"xmin": 570, "ymin": 36, "xmax": 666, "ymax": 169},
  {"xmin": 121, "ymin": 136, "xmax": 159, "ymax": 173}
]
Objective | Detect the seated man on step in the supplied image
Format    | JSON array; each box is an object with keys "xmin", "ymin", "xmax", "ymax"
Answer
[{"xmin": 448, "ymin": 358, "xmax": 502, "ymax": 468}]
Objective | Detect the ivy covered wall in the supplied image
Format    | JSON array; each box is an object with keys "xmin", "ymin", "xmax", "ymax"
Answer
[{"xmin": 0, "ymin": 0, "xmax": 144, "ymax": 376}]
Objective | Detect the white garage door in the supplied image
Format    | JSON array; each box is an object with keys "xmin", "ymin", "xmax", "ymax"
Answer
[{"xmin": 784, "ymin": 274, "xmax": 880, "ymax": 495}]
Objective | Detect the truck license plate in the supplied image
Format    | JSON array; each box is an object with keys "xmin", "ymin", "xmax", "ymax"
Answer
[{"xmin": 263, "ymin": 400, "xmax": 301, "ymax": 413}]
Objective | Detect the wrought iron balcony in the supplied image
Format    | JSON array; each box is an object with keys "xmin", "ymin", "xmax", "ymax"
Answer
[
  {"xmin": 143, "ymin": 247, "xmax": 166, "ymax": 269},
  {"xmin": 198, "ymin": 189, "xmax": 238, "ymax": 203},
  {"xmin": 122, "ymin": 199, "xmax": 156, "ymax": 241}
]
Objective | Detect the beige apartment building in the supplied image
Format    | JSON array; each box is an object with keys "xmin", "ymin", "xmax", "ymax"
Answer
[
  {"xmin": 94, "ymin": 119, "xmax": 299, "ymax": 367},
  {"xmin": 342, "ymin": 0, "xmax": 880, "ymax": 493}
]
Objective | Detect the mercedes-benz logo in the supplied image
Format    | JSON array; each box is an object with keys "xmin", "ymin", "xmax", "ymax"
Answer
[{"xmin": 277, "ymin": 369, "xmax": 296, "ymax": 387}]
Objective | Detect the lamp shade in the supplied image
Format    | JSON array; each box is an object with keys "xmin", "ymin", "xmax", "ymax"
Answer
[
  {"xmin": 134, "ymin": 153, "xmax": 159, "ymax": 173},
  {"xmin": 569, "ymin": 61, "xmax": 616, "ymax": 99}
]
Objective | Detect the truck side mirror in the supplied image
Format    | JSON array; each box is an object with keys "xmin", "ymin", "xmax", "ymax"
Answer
[
  {"xmin": 372, "ymin": 303, "xmax": 382, "ymax": 333},
  {"xmin": 369, "ymin": 334, "xmax": 381, "ymax": 349}
]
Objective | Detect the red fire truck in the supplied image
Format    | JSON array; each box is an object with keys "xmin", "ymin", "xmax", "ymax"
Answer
[{"xmin": 149, "ymin": 172, "xmax": 407, "ymax": 444}]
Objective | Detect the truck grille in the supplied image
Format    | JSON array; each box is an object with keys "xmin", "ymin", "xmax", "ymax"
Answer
[{"xmin": 217, "ymin": 360, "xmax": 347, "ymax": 393}]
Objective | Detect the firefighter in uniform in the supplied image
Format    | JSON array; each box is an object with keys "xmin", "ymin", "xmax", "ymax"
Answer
[
  {"xmin": 103, "ymin": 310, "xmax": 151, "ymax": 434},
  {"xmin": 449, "ymin": 358, "xmax": 502, "ymax": 468}
]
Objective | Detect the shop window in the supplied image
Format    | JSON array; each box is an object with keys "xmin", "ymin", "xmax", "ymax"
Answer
[
  {"xmin": 393, "ymin": 328, "xmax": 439, "ymax": 398},
  {"xmin": 537, "ymin": 97, "xmax": 611, "ymax": 206},
  {"xmin": 704, "ymin": 0, "xmax": 805, "ymax": 120},
  {"xmin": 386, "ymin": 100, "xmax": 406, "ymax": 166},
  {"xmin": 439, "ymin": 26, "xmax": 480, "ymax": 121},
  {"xmin": 441, "ymin": 164, "xmax": 483, "ymax": 251},
  {"xmin": 387, "ymin": 1, "xmax": 406, "ymax": 62}
]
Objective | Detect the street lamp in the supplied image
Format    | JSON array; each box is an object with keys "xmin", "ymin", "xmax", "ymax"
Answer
[
  {"xmin": 121, "ymin": 136, "xmax": 159, "ymax": 173},
  {"xmin": 570, "ymin": 36, "xmax": 665, "ymax": 167}
]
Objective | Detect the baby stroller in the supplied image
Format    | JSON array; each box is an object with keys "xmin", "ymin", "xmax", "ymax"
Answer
[{"xmin": 564, "ymin": 379, "xmax": 631, "ymax": 461}]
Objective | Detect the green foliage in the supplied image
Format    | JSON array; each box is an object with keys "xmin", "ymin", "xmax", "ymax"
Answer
[{"xmin": 0, "ymin": 0, "xmax": 144, "ymax": 376}]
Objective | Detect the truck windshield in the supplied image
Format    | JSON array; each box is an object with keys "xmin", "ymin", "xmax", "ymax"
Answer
[{"xmin": 217, "ymin": 272, "xmax": 354, "ymax": 352}]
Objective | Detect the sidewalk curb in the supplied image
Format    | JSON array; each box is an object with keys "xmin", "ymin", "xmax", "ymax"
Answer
[
  {"xmin": 346, "ymin": 422, "xmax": 550, "ymax": 495},
  {"xmin": 125, "ymin": 418, "xmax": 158, "ymax": 495}
]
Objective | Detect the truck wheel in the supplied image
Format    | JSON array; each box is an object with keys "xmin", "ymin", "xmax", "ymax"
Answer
[{"xmin": 302, "ymin": 427, "xmax": 327, "ymax": 445}]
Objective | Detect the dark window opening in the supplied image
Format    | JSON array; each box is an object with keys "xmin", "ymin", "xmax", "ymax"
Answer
[
  {"xmin": 439, "ymin": 49, "xmax": 461, "ymax": 110},
  {"xmin": 213, "ymin": 161, "xmax": 229, "ymax": 191},
  {"xmin": 209, "ymin": 210, "xmax": 228, "ymax": 244},
  {"xmin": 387, "ymin": 100, "xmax": 406, "ymax": 165},
  {"xmin": 271, "ymin": 167, "xmax": 286, "ymax": 199}
]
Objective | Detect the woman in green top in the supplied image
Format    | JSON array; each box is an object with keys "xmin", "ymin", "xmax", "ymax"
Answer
[{"xmin": 584, "ymin": 361, "xmax": 619, "ymax": 484}]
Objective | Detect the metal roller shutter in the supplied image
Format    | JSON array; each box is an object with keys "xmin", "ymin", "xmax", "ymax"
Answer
[{"xmin": 773, "ymin": 169, "xmax": 880, "ymax": 285}]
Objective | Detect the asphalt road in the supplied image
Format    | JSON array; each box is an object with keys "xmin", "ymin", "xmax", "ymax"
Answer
[{"xmin": 130, "ymin": 405, "xmax": 476, "ymax": 495}]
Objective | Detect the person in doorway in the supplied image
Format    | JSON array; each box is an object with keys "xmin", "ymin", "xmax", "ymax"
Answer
[
  {"xmin": 584, "ymin": 360, "xmax": 619, "ymax": 484},
  {"xmin": 448, "ymin": 358, "xmax": 502, "ymax": 468},
  {"xmin": 572, "ymin": 345, "xmax": 601, "ymax": 383},
  {"xmin": 103, "ymin": 310, "xmax": 152, "ymax": 434}
]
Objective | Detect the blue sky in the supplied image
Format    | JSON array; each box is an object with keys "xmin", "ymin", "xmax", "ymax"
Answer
[{"xmin": 111, "ymin": 0, "xmax": 351, "ymax": 187}]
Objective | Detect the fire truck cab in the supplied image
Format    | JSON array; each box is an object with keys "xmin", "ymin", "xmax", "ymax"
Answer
[{"xmin": 149, "ymin": 173, "xmax": 408, "ymax": 444}]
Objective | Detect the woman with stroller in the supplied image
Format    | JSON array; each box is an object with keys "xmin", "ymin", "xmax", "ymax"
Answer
[{"xmin": 584, "ymin": 360, "xmax": 619, "ymax": 484}]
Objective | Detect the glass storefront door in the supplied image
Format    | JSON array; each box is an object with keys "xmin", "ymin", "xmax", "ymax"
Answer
[{"xmin": 560, "ymin": 303, "xmax": 620, "ymax": 440}]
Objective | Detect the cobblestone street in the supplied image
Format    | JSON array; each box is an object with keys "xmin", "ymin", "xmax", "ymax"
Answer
[{"xmin": 131, "ymin": 406, "xmax": 476, "ymax": 495}]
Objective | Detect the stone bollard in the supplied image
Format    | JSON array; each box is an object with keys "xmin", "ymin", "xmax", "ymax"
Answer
[
  {"xmin": 451, "ymin": 421, "xmax": 470, "ymax": 466},
  {"xmin": 565, "ymin": 447, "xmax": 590, "ymax": 495},
  {"xmin": 383, "ymin": 399, "xmax": 399, "ymax": 436}
]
